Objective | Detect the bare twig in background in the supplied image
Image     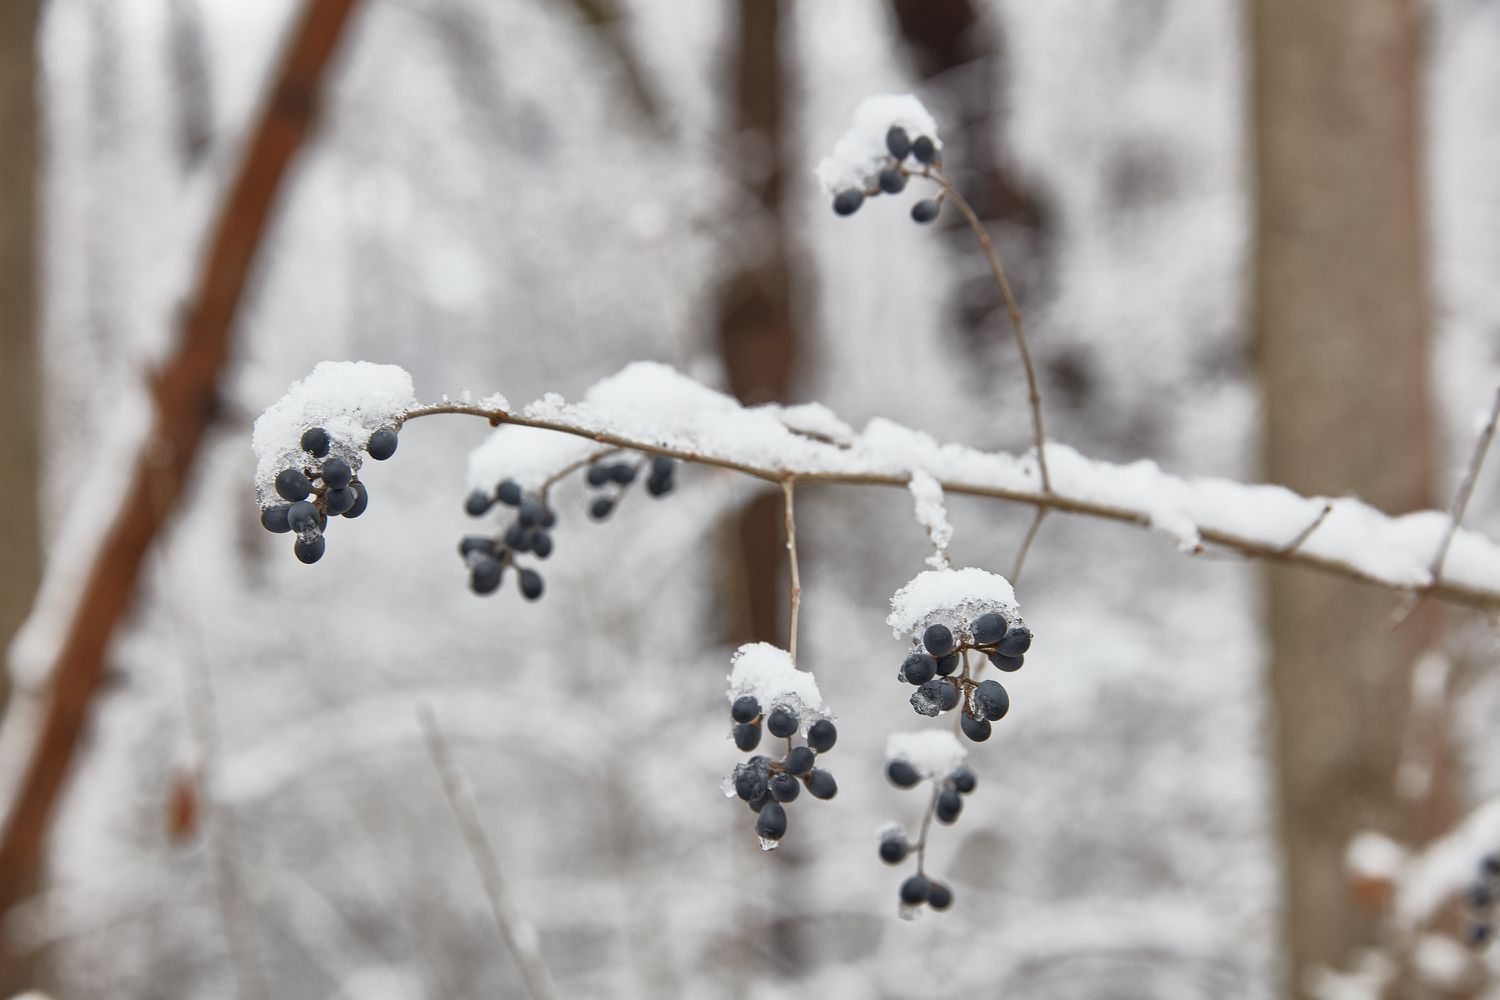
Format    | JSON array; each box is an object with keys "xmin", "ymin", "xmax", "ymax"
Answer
[
  {"xmin": 560, "ymin": 0, "xmax": 662, "ymax": 126},
  {"xmin": 1430, "ymin": 387, "xmax": 1500, "ymax": 583},
  {"xmin": 416, "ymin": 705, "xmax": 558, "ymax": 1000},
  {"xmin": 1010, "ymin": 507, "xmax": 1047, "ymax": 582},
  {"xmin": 0, "ymin": 0, "xmax": 365, "ymax": 924},
  {"xmin": 782, "ymin": 479, "xmax": 801, "ymax": 660}
]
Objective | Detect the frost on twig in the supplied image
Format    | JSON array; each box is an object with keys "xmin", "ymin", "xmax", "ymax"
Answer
[{"xmin": 907, "ymin": 470, "xmax": 952, "ymax": 569}]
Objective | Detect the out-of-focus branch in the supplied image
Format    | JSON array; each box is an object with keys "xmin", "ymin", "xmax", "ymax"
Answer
[
  {"xmin": 1431, "ymin": 388, "xmax": 1500, "ymax": 582},
  {"xmin": 0, "ymin": 0, "xmax": 365, "ymax": 924},
  {"xmin": 559, "ymin": 0, "xmax": 661, "ymax": 126}
]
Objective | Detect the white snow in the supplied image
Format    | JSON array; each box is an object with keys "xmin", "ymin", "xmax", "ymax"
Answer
[
  {"xmin": 466, "ymin": 425, "xmax": 600, "ymax": 495},
  {"xmin": 815, "ymin": 94, "xmax": 942, "ymax": 196},
  {"xmin": 1411, "ymin": 934, "xmax": 1472, "ymax": 990},
  {"xmin": 885, "ymin": 730, "xmax": 966, "ymax": 780},
  {"xmin": 726, "ymin": 643, "xmax": 830, "ymax": 729},
  {"xmin": 766, "ymin": 402, "xmax": 856, "ymax": 447},
  {"xmin": 1345, "ymin": 831, "xmax": 1407, "ymax": 882},
  {"xmin": 251, "ymin": 362, "xmax": 417, "ymax": 506},
  {"xmin": 1394, "ymin": 797, "xmax": 1500, "ymax": 929},
  {"xmin": 888, "ymin": 567, "xmax": 1022, "ymax": 641},
  {"xmin": 906, "ymin": 470, "xmax": 952, "ymax": 569}
]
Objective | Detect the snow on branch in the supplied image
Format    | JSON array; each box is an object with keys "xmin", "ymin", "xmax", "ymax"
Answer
[{"xmin": 384, "ymin": 361, "xmax": 1500, "ymax": 612}]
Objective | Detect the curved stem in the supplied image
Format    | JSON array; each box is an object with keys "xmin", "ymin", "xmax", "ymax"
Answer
[{"xmin": 783, "ymin": 479, "xmax": 801, "ymax": 661}]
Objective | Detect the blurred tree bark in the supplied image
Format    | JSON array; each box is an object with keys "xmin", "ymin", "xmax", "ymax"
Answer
[
  {"xmin": 0, "ymin": 5, "xmax": 44, "ymax": 994},
  {"xmin": 1252, "ymin": 1, "xmax": 1449, "ymax": 995}
]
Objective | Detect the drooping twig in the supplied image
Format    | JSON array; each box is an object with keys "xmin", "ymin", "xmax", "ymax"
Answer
[
  {"xmin": 1431, "ymin": 387, "xmax": 1500, "ymax": 583},
  {"xmin": 1280, "ymin": 501, "xmax": 1334, "ymax": 556},
  {"xmin": 394, "ymin": 401, "xmax": 1500, "ymax": 613},
  {"xmin": 416, "ymin": 705, "xmax": 558, "ymax": 1000},
  {"xmin": 783, "ymin": 478, "xmax": 801, "ymax": 661},
  {"xmin": 1010, "ymin": 507, "xmax": 1048, "ymax": 582},
  {"xmin": 0, "ymin": 0, "xmax": 365, "ymax": 921}
]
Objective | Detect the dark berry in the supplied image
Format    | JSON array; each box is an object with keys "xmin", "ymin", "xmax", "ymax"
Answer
[
  {"xmin": 300, "ymin": 427, "xmax": 331, "ymax": 457},
  {"xmin": 287, "ymin": 500, "xmax": 319, "ymax": 534},
  {"xmin": 324, "ymin": 486, "xmax": 356, "ymax": 515},
  {"xmin": 518, "ymin": 568, "xmax": 544, "ymax": 601},
  {"xmin": 530, "ymin": 531, "xmax": 554, "ymax": 559},
  {"xmin": 988, "ymin": 651, "xmax": 1024, "ymax": 672},
  {"xmin": 910, "ymin": 199, "xmax": 940, "ymax": 224},
  {"xmin": 465, "ymin": 490, "xmax": 493, "ymax": 516},
  {"xmin": 734, "ymin": 764, "xmax": 769, "ymax": 802},
  {"xmin": 807, "ymin": 719, "xmax": 837, "ymax": 753},
  {"xmin": 321, "ymin": 458, "xmax": 353, "ymax": 489},
  {"xmin": 878, "ymin": 168, "xmax": 906, "ymax": 194},
  {"xmin": 961, "ymin": 712, "xmax": 992, "ymax": 743},
  {"xmin": 937, "ymin": 678, "xmax": 961, "ymax": 712},
  {"xmin": 911, "ymin": 135, "xmax": 937, "ymax": 164},
  {"xmin": 1485, "ymin": 854, "xmax": 1500, "ymax": 876},
  {"xmin": 833, "ymin": 189, "xmax": 864, "ymax": 216},
  {"xmin": 901, "ymin": 652, "xmax": 937, "ymax": 686},
  {"xmin": 275, "ymin": 468, "xmax": 311, "ymax": 502},
  {"xmin": 585, "ymin": 464, "xmax": 611, "ymax": 487},
  {"xmin": 731, "ymin": 695, "xmax": 761, "ymax": 724},
  {"xmin": 950, "ymin": 766, "xmax": 977, "ymax": 794},
  {"xmin": 293, "ymin": 534, "xmax": 325, "ymax": 564},
  {"xmin": 911, "ymin": 680, "xmax": 946, "ymax": 718},
  {"xmin": 504, "ymin": 523, "xmax": 528, "ymax": 550},
  {"xmin": 756, "ymin": 802, "xmax": 788, "ymax": 841},
  {"xmin": 770, "ymin": 773, "xmax": 801, "ymax": 802},
  {"xmin": 808, "ymin": 769, "xmax": 837, "ymax": 800},
  {"xmin": 1470, "ymin": 923, "xmax": 1493, "ymax": 947},
  {"xmin": 766, "ymin": 706, "xmax": 798, "ymax": 739},
  {"xmin": 970, "ymin": 612, "xmax": 1007, "ymax": 646},
  {"xmin": 470, "ymin": 557, "xmax": 503, "ymax": 595},
  {"xmin": 733, "ymin": 722, "xmax": 762, "ymax": 752},
  {"xmin": 518, "ymin": 500, "xmax": 545, "ymax": 527},
  {"xmin": 879, "ymin": 834, "xmax": 909, "ymax": 864},
  {"xmin": 923, "ymin": 624, "xmax": 955, "ymax": 656},
  {"xmin": 935, "ymin": 652, "xmax": 960, "ymax": 676},
  {"xmin": 541, "ymin": 508, "xmax": 557, "ymax": 528},
  {"xmin": 899, "ymin": 874, "xmax": 930, "ymax": 905},
  {"xmin": 608, "ymin": 462, "xmax": 636, "ymax": 485},
  {"xmin": 459, "ymin": 535, "xmax": 497, "ymax": 558},
  {"xmin": 927, "ymin": 881, "xmax": 953, "ymax": 911},
  {"xmin": 366, "ymin": 427, "xmax": 398, "ymax": 461},
  {"xmin": 936, "ymin": 789, "xmax": 963, "ymax": 824},
  {"xmin": 975, "ymin": 679, "xmax": 1010, "ymax": 722},
  {"xmin": 885, "ymin": 125, "xmax": 911, "ymax": 159},
  {"xmin": 999, "ymin": 626, "xmax": 1033, "ymax": 657},
  {"xmin": 747, "ymin": 790, "xmax": 771, "ymax": 813},
  {"xmin": 784, "ymin": 746, "xmax": 816, "ymax": 776},
  {"xmin": 886, "ymin": 760, "xmax": 921, "ymax": 788},
  {"xmin": 590, "ymin": 496, "xmax": 615, "ymax": 521},
  {"xmin": 260, "ymin": 505, "xmax": 292, "ymax": 533},
  {"xmin": 1470, "ymin": 883, "xmax": 1494, "ymax": 908},
  {"xmin": 496, "ymin": 480, "xmax": 523, "ymax": 506},
  {"xmin": 342, "ymin": 484, "xmax": 368, "ymax": 518}
]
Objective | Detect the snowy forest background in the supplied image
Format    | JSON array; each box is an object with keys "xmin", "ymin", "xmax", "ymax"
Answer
[{"xmin": 2, "ymin": 1, "xmax": 1500, "ymax": 998}]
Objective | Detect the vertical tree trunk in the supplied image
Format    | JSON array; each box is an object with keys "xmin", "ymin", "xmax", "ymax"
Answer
[{"xmin": 1252, "ymin": 1, "xmax": 1445, "ymax": 994}]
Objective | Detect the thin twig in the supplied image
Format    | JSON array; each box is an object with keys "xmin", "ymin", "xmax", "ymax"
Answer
[
  {"xmin": 920, "ymin": 168, "xmax": 1051, "ymax": 497},
  {"xmin": 393, "ymin": 402, "xmax": 1500, "ymax": 612},
  {"xmin": 782, "ymin": 478, "xmax": 801, "ymax": 661},
  {"xmin": 1280, "ymin": 501, "xmax": 1334, "ymax": 556},
  {"xmin": 416, "ymin": 705, "xmax": 558, "ymax": 1000},
  {"xmin": 1011, "ymin": 506, "xmax": 1048, "ymax": 582},
  {"xmin": 913, "ymin": 785, "xmax": 940, "ymax": 876},
  {"xmin": 1431, "ymin": 388, "xmax": 1500, "ymax": 583}
]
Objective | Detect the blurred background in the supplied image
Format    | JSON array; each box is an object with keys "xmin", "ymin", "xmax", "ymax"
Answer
[{"xmin": 1, "ymin": 1, "xmax": 1499, "ymax": 997}]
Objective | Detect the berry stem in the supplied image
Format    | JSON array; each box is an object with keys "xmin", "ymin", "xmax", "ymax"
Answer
[
  {"xmin": 783, "ymin": 478, "xmax": 801, "ymax": 662},
  {"xmin": 540, "ymin": 446, "xmax": 622, "ymax": 500},
  {"xmin": 913, "ymin": 785, "xmax": 940, "ymax": 876}
]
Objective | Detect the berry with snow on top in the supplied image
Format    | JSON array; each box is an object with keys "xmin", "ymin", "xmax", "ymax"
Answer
[
  {"xmin": 300, "ymin": 427, "xmax": 331, "ymax": 458},
  {"xmin": 833, "ymin": 189, "xmax": 864, "ymax": 216},
  {"xmin": 911, "ymin": 135, "xmax": 937, "ymax": 164},
  {"xmin": 366, "ymin": 427, "xmax": 398, "ymax": 460}
]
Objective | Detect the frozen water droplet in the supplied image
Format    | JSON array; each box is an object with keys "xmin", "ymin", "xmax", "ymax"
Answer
[
  {"xmin": 898, "ymin": 903, "xmax": 924, "ymax": 922},
  {"xmin": 757, "ymin": 837, "xmax": 780, "ymax": 852},
  {"xmin": 721, "ymin": 774, "xmax": 737, "ymax": 798}
]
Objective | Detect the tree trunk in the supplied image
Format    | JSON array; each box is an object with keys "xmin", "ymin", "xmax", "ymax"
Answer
[{"xmin": 1252, "ymin": 1, "xmax": 1447, "ymax": 994}]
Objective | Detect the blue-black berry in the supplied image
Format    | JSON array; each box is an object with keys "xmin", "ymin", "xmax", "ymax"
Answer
[
  {"xmin": 911, "ymin": 135, "xmax": 937, "ymax": 164},
  {"xmin": 732, "ymin": 695, "xmax": 761, "ymax": 724},
  {"xmin": 833, "ymin": 189, "xmax": 864, "ymax": 216},
  {"xmin": 912, "ymin": 679, "xmax": 947, "ymax": 718},
  {"xmin": 733, "ymin": 722, "xmax": 762, "ymax": 752},
  {"xmin": 910, "ymin": 199, "xmax": 940, "ymax": 224},
  {"xmin": 935, "ymin": 789, "xmax": 963, "ymax": 824},
  {"xmin": 590, "ymin": 496, "xmax": 615, "ymax": 521},
  {"xmin": 294, "ymin": 534, "xmax": 325, "ymax": 564},
  {"xmin": 366, "ymin": 427, "xmax": 398, "ymax": 460},
  {"xmin": 899, "ymin": 874, "xmax": 930, "ymax": 905},
  {"xmin": 988, "ymin": 651, "xmax": 1024, "ymax": 672},
  {"xmin": 807, "ymin": 719, "xmax": 837, "ymax": 753},
  {"xmin": 466, "ymin": 490, "xmax": 493, "ymax": 516},
  {"xmin": 974, "ymin": 679, "xmax": 1010, "ymax": 722},
  {"xmin": 530, "ymin": 531, "xmax": 554, "ymax": 559},
  {"xmin": 950, "ymin": 766, "xmax": 977, "ymax": 794},
  {"xmin": 735, "ymin": 763, "xmax": 769, "ymax": 802},
  {"xmin": 300, "ymin": 427, "xmax": 331, "ymax": 458},
  {"xmin": 275, "ymin": 468, "xmax": 311, "ymax": 502},
  {"xmin": 471, "ymin": 557, "xmax": 503, "ymax": 595},
  {"xmin": 927, "ymin": 881, "xmax": 953, "ymax": 911},
  {"xmin": 756, "ymin": 802, "xmax": 787, "ymax": 841},
  {"xmin": 970, "ymin": 611, "xmax": 1007, "ymax": 646},
  {"xmin": 961, "ymin": 712, "xmax": 992, "ymax": 743},
  {"xmin": 321, "ymin": 458, "xmax": 353, "ymax": 489},
  {"xmin": 923, "ymin": 624, "xmax": 955, "ymax": 656},
  {"xmin": 766, "ymin": 707, "xmax": 798, "ymax": 739},
  {"xmin": 886, "ymin": 760, "xmax": 921, "ymax": 788},
  {"xmin": 901, "ymin": 652, "xmax": 937, "ymax": 686},
  {"xmin": 519, "ymin": 568, "xmax": 544, "ymax": 601},
  {"xmin": 518, "ymin": 500, "xmax": 545, "ymax": 528},
  {"xmin": 496, "ymin": 480, "xmax": 523, "ymax": 506},
  {"xmin": 784, "ymin": 746, "xmax": 816, "ymax": 776},
  {"xmin": 459, "ymin": 535, "xmax": 496, "ymax": 558},
  {"xmin": 646, "ymin": 456, "xmax": 676, "ymax": 498},
  {"xmin": 607, "ymin": 462, "xmax": 636, "ymax": 485},
  {"xmin": 287, "ymin": 500, "xmax": 319, "ymax": 533},
  {"xmin": 999, "ymin": 626, "xmax": 1032, "ymax": 657},
  {"xmin": 808, "ymin": 769, "xmax": 837, "ymax": 800},
  {"xmin": 342, "ymin": 484, "xmax": 368, "ymax": 518},
  {"xmin": 878, "ymin": 168, "xmax": 906, "ymax": 194},
  {"xmin": 938, "ymin": 678, "xmax": 961, "ymax": 712},
  {"xmin": 585, "ymin": 464, "xmax": 611, "ymax": 487},
  {"xmin": 324, "ymin": 486, "xmax": 357, "ymax": 515},
  {"xmin": 879, "ymin": 833, "xmax": 909, "ymax": 864},
  {"xmin": 935, "ymin": 652, "xmax": 960, "ymax": 676},
  {"xmin": 886, "ymin": 125, "xmax": 911, "ymax": 159},
  {"xmin": 261, "ymin": 505, "xmax": 292, "ymax": 533},
  {"xmin": 769, "ymin": 773, "xmax": 801, "ymax": 802}
]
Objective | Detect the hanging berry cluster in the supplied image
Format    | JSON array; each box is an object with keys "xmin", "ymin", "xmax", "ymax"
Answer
[
  {"xmin": 258, "ymin": 425, "xmax": 399, "ymax": 563},
  {"xmin": 828, "ymin": 122, "xmax": 944, "ymax": 225}
]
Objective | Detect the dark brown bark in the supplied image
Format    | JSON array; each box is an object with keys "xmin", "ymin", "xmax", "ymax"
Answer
[
  {"xmin": 1252, "ymin": 0, "xmax": 1447, "ymax": 993},
  {"xmin": 0, "ymin": 0, "xmax": 366, "ymax": 934}
]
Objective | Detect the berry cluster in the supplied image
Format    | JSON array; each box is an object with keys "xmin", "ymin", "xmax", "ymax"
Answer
[
  {"xmin": 829, "ymin": 123, "xmax": 943, "ymax": 225},
  {"xmin": 584, "ymin": 455, "xmax": 675, "ymax": 521},
  {"xmin": 878, "ymin": 743, "xmax": 976, "ymax": 916},
  {"xmin": 1464, "ymin": 854, "xmax": 1500, "ymax": 947},
  {"xmin": 729, "ymin": 697, "xmax": 839, "ymax": 849},
  {"xmin": 259, "ymin": 425, "xmax": 399, "ymax": 563},
  {"xmin": 897, "ymin": 612, "xmax": 1031, "ymax": 743},
  {"xmin": 459, "ymin": 478, "xmax": 551, "ymax": 600}
]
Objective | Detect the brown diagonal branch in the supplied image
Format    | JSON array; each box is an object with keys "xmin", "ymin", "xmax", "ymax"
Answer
[{"xmin": 0, "ymin": 0, "xmax": 365, "ymax": 924}]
